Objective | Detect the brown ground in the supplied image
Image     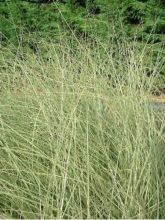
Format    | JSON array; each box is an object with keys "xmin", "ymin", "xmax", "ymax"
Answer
[{"xmin": 148, "ymin": 94, "xmax": 165, "ymax": 103}]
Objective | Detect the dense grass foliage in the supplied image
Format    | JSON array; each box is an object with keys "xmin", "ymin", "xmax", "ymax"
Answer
[
  {"xmin": 0, "ymin": 40, "xmax": 165, "ymax": 218},
  {"xmin": 0, "ymin": 1, "xmax": 165, "ymax": 218}
]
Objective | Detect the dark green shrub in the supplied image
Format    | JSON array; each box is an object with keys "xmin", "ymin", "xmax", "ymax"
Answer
[
  {"xmin": 145, "ymin": 20, "xmax": 165, "ymax": 34},
  {"xmin": 159, "ymin": 0, "xmax": 165, "ymax": 5},
  {"xmin": 155, "ymin": 21, "xmax": 165, "ymax": 34},
  {"xmin": 124, "ymin": 1, "xmax": 146, "ymax": 24}
]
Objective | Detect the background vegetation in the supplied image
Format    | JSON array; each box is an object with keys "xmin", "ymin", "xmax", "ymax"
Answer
[
  {"xmin": 0, "ymin": 0, "xmax": 165, "ymax": 41},
  {"xmin": 0, "ymin": 0, "xmax": 165, "ymax": 78}
]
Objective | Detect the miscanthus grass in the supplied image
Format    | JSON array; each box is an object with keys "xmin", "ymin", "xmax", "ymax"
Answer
[{"xmin": 0, "ymin": 39, "xmax": 164, "ymax": 219}]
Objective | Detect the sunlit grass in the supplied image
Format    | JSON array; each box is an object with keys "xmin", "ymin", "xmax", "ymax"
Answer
[{"xmin": 0, "ymin": 39, "xmax": 165, "ymax": 218}]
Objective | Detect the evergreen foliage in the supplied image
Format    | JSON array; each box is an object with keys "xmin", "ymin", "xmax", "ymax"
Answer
[
  {"xmin": 0, "ymin": 0, "xmax": 164, "ymax": 42},
  {"xmin": 0, "ymin": 0, "xmax": 164, "ymax": 75}
]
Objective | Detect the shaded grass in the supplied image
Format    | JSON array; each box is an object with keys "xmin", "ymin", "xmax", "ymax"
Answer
[{"xmin": 0, "ymin": 40, "xmax": 165, "ymax": 218}]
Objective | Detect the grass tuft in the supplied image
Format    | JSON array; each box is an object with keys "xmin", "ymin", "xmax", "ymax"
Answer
[{"xmin": 0, "ymin": 39, "xmax": 165, "ymax": 218}]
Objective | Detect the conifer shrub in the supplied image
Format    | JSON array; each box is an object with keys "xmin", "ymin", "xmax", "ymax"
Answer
[{"xmin": 124, "ymin": 1, "xmax": 146, "ymax": 24}]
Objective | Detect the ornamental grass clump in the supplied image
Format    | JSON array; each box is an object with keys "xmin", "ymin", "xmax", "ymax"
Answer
[{"xmin": 0, "ymin": 39, "xmax": 164, "ymax": 218}]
